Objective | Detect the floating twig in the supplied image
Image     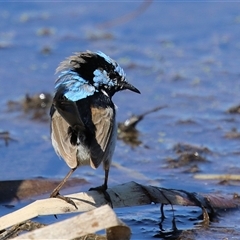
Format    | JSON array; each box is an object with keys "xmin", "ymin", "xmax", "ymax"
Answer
[{"xmin": 194, "ymin": 174, "xmax": 240, "ymax": 181}]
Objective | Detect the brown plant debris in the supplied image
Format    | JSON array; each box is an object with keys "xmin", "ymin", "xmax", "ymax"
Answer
[
  {"xmin": 118, "ymin": 105, "xmax": 166, "ymax": 147},
  {"xmin": 166, "ymin": 143, "xmax": 211, "ymax": 169},
  {"xmin": 0, "ymin": 131, "xmax": 17, "ymax": 146},
  {"xmin": 227, "ymin": 104, "xmax": 240, "ymax": 114},
  {"xmin": 7, "ymin": 92, "xmax": 52, "ymax": 122}
]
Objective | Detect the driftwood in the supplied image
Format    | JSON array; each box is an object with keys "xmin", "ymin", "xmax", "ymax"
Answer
[
  {"xmin": 0, "ymin": 181, "xmax": 239, "ymax": 239},
  {"xmin": 11, "ymin": 205, "xmax": 130, "ymax": 240}
]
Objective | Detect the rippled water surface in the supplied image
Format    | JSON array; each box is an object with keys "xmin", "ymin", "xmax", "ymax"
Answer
[{"xmin": 1, "ymin": 1, "xmax": 240, "ymax": 239}]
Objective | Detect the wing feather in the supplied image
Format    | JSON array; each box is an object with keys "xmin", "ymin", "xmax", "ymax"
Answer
[
  {"xmin": 51, "ymin": 110, "xmax": 78, "ymax": 169},
  {"xmin": 89, "ymin": 106, "xmax": 116, "ymax": 169}
]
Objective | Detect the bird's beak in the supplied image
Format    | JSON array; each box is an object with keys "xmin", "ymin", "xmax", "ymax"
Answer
[{"xmin": 121, "ymin": 82, "xmax": 141, "ymax": 94}]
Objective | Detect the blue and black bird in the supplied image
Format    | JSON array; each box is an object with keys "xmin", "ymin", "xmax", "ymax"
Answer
[{"xmin": 50, "ymin": 51, "xmax": 140, "ymax": 206}]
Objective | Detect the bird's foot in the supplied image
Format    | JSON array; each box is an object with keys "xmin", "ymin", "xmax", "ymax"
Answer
[
  {"xmin": 89, "ymin": 185, "xmax": 113, "ymax": 208},
  {"xmin": 50, "ymin": 191, "xmax": 78, "ymax": 209}
]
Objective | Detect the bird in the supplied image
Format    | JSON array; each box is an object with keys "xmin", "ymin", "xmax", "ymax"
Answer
[{"xmin": 50, "ymin": 50, "xmax": 140, "ymax": 207}]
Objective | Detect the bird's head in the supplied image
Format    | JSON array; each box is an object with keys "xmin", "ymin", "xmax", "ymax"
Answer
[{"xmin": 54, "ymin": 51, "xmax": 140, "ymax": 101}]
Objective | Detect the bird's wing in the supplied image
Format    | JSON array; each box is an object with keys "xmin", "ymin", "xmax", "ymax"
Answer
[
  {"xmin": 89, "ymin": 106, "xmax": 116, "ymax": 169},
  {"xmin": 51, "ymin": 110, "xmax": 78, "ymax": 169},
  {"xmin": 53, "ymin": 88, "xmax": 85, "ymax": 132}
]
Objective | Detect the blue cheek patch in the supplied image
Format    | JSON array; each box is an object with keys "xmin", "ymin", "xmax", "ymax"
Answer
[
  {"xmin": 55, "ymin": 70, "xmax": 96, "ymax": 101},
  {"xmin": 93, "ymin": 69, "xmax": 115, "ymax": 88}
]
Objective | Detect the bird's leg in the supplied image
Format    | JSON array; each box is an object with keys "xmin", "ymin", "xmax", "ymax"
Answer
[
  {"xmin": 50, "ymin": 167, "xmax": 77, "ymax": 209},
  {"xmin": 89, "ymin": 168, "xmax": 112, "ymax": 207},
  {"xmin": 103, "ymin": 168, "xmax": 109, "ymax": 190}
]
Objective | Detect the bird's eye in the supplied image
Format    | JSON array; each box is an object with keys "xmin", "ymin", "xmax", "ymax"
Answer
[{"xmin": 109, "ymin": 72, "xmax": 115, "ymax": 79}]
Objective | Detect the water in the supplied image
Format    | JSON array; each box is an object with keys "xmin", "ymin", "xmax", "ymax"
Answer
[{"xmin": 1, "ymin": 1, "xmax": 240, "ymax": 239}]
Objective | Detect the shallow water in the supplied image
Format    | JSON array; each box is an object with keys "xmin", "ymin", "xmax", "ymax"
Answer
[{"xmin": 1, "ymin": 1, "xmax": 240, "ymax": 239}]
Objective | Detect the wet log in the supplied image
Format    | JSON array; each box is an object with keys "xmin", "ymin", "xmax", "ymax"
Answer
[{"xmin": 0, "ymin": 181, "xmax": 238, "ymax": 239}]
